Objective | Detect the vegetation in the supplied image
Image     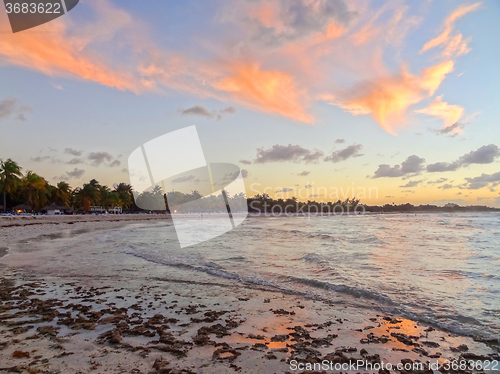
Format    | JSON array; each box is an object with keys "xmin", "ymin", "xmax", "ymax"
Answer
[
  {"xmin": 0, "ymin": 158, "xmax": 23, "ymax": 212},
  {"xmin": 1, "ymin": 159, "xmax": 498, "ymax": 214},
  {"xmin": 363, "ymin": 202, "xmax": 500, "ymax": 213},
  {"xmin": 0, "ymin": 159, "xmax": 135, "ymax": 213},
  {"xmin": 247, "ymin": 194, "xmax": 360, "ymax": 214}
]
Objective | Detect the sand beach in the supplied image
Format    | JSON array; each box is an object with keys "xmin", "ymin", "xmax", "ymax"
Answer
[{"xmin": 0, "ymin": 215, "xmax": 498, "ymax": 373}]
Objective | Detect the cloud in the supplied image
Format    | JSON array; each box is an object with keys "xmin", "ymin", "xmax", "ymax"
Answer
[
  {"xmin": 53, "ymin": 168, "xmax": 85, "ymax": 180},
  {"xmin": 172, "ymin": 175, "xmax": 197, "ymax": 183},
  {"xmin": 464, "ymin": 171, "xmax": 500, "ymax": 190},
  {"xmin": 372, "ymin": 155, "xmax": 425, "ymax": 178},
  {"xmin": 420, "ymin": 3, "xmax": 481, "ymax": 58},
  {"xmin": 334, "ymin": 139, "xmax": 345, "ymax": 144},
  {"xmin": 415, "ymin": 95, "xmax": 464, "ymax": 130},
  {"xmin": 254, "ymin": 144, "xmax": 322, "ymax": 163},
  {"xmin": 434, "ymin": 122, "xmax": 465, "ymax": 136},
  {"xmin": 427, "ymin": 144, "xmax": 500, "ymax": 172},
  {"xmin": 326, "ymin": 61, "xmax": 455, "ymax": 134},
  {"xmin": 224, "ymin": 169, "xmax": 249, "ymax": 181},
  {"xmin": 0, "ymin": 97, "xmax": 32, "ymax": 121},
  {"xmin": 220, "ymin": 106, "xmax": 236, "ymax": 114},
  {"xmin": 350, "ymin": 5, "xmax": 422, "ymax": 47},
  {"xmin": 215, "ymin": 63, "xmax": 313, "ymax": 123},
  {"xmin": 64, "ymin": 148, "xmax": 83, "ymax": 156},
  {"xmin": 461, "ymin": 144, "xmax": 499, "ymax": 164},
  {"xmin": 427, "ymin": 178, "xmax": 448, "ymax": 185},
  {"xmin": 180, "ymin": 105, "xmax": 237, "ymax": 120},
  {"xmin": 439, "ymin": 184, "xmax": 454, "ymax": 190},
  {"xmin": 67, "ymin": 158, "xmax": 84, "ymax": 165},
  {"xmin": 298, "ymin": 171, "xmax": 310, "ymax": 176},
  {"xmin": 31, "ymin": 156, "xmax": 50, "ymax": 162},
  {"xmin": 88, "ymin": 151, "xmax": 113, "ymax": 167},
  {"xmin": 426, "ymin": 161, "xmax": 460, "ymax": 173},
  {"xmin": 109, "ymin": 160, "xmax": 121, "ymax": 167},
  {"xmin": 324, "ymin": 144, "xmax": 363, "ymax": 162},
  {"xmin": 0, "ymin": 1, "xmax": 142, "ymax": 92},
  {"xmin": 303, "ymin": 150, "xmax": 325, "ymax": 163},
  {"xmin": 220, "ymin": 0, "xmax": 353, "ymax": 48},
  {"xmin": 399, "ymin": 180, "xmax": 421, "ymax": 188},
  {"xmin": 239, "ymin": 159, "xmax": 252, "ymax": 165},
  {"xmin": 277, "ymin": 187, "xmax": 293, "ymax": 193},
  {"xmin": 1, "ymin": 1, "xmax": 313, "ymax": 124},
  {"xmin": 180, "ymin": 105, "xmax": 217, "ymax": 118},
  {"xmin": 0, "ymin": 0, "xmax": 479, "ymax": 132}
]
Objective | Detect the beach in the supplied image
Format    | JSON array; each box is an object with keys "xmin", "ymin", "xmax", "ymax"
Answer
[{"xmin": 0, "ymin": 214, "xmax": 499, "ymax": 373}]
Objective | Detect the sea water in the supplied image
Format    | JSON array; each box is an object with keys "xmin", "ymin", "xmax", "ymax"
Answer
[{"xmin": 109, "ymin": 213, "xmax": 500, "ymax": 339}]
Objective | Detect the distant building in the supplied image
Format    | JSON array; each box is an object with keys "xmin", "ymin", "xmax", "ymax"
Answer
[
  {"xmin": 89, "ymin": 206, "xmax": 122, "ymax": 214},
  {"xmin": 108, "ymin": 206, "xmax": 122, "ymax": 214}
]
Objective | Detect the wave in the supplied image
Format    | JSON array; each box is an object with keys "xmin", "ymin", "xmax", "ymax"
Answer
[
  {"xmin": 122, "ymin": 246, "xmax": 499, "ymax": 340},
  {"xmin": 302, "ymin": 252, "xmax": 329, "ymax": 264}
]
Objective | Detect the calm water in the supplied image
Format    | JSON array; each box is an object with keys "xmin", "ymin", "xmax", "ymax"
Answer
[{"xmin": 113, "ymin": 213, "xmax": 500, "ymax": 339}]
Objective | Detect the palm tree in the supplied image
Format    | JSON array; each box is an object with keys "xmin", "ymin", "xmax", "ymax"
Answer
[
  {"xmin": 0, "ymin": 159, "xmax": 23, "ymax": 212},
  {"xmin": 113, "ymin": 182, "xmax": 133, "ymax": 209},
  {"xmin": 53, "ymin": 181, "xmax": 72, "ymax": 206},
  {"xmin": 99, "ymin": 185, "xmax": 120, "ymax": 211},
  {"xmin": 21, "ymin": 171, "xmax": 47, "ymax": 212},
  {"xmin": 73, "ymin": 182, "xmax": 100, "ymax": 213}
]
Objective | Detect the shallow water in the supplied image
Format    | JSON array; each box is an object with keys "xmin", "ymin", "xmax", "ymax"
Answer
[{"xmin": 37, "ymin": 212, "xmax": 500, "ymax": 340}]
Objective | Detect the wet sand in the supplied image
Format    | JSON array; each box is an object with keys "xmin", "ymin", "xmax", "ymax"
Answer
[{"xmin": 0, "ymin": 216, "xmax": 499, "ymax": 373}]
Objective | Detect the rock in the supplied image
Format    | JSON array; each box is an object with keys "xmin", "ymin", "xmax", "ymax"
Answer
[
  {"xmin": 153, "ymin": 358, "xmax": 170, "ymax": 370},
  {"xmin": 12, "ymin": 350, "xmax": 30, "ymax": 359},
  {"xmin": 252, "ymin": 343, "xmax": 268, "ymax": 350},
  {"xmin": 421, "ymin": 341, "xmax": 440, "ymax": 348},
  {"xmin": 391, "ymin": 332, "xmax": 418, "ymax": 346},
  {"xmin": 270, "ymin": 334, "xmax": 289, "ymax": 342},
  {"xmin": 271, "ymin": 308, "xmax": 295, "ymax": 316},
  {"xmin": 36, "ymin": 325, "xmax": 59, "ymax": 337},
  {"xmin": 450, "ymin": 344, "xmax": 468, "ymax": 352},
  {"xmin": 248, "ymin": 333, "xmax": 266, "ymax": 340}
]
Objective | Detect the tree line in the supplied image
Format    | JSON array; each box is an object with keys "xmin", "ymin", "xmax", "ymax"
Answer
[
  {"xmin": 0, "ymin": 159, "xmax": 134, "ymax": 213},
  {"xmin": 6, "ymin": 158, "xmax": 491, "ymax": 215},
  {"xmin": 0, "ymin": 158, "xmax": 362, "ymax": 214}
]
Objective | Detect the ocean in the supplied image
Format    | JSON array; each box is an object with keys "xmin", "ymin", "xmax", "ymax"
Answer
[{"xmin": 102, "ymin": 212, "xmax": 500, "ymax": 340}]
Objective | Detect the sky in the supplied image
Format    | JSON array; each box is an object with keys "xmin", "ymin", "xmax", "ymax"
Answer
[{"xmin": 1, "ymin": 0, "xmax": 500, "ymax": 206}]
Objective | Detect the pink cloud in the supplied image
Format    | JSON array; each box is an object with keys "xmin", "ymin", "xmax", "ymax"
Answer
[
  {"xmin": 325, "ymin": 61, "xmax": 455, "ymax": 134},
  {"xmin": 421, "ymin": 2, "xmax": 481, "ymax": 58},
  {"xmin": 415, "ymin": 95, "xmax": 464, "ymax": 129}
]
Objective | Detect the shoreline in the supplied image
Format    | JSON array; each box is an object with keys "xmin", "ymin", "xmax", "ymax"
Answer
[
  {"xmin": 0, "ymin": 216, "xmax": 499, "ymax": 373},
  {"xmin": 0, "ymin": 214, "xmax": 171, "ymax": 251}
]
